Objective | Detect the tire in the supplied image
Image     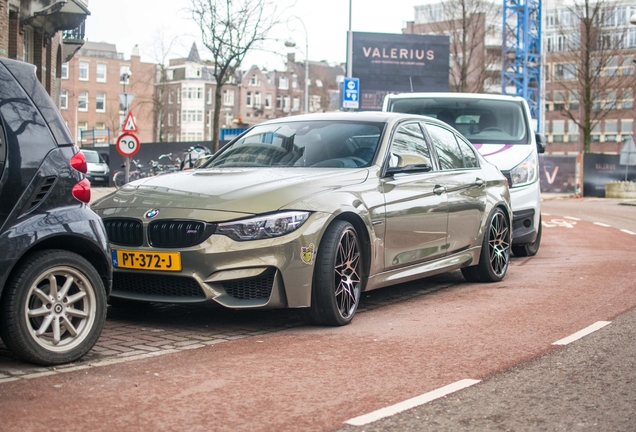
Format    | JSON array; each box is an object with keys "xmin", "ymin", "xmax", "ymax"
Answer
[
  {"xmin": 462, "ymin": 208, "xmax": 511, "ymax": 283},
  {"xmin": 512, "ymin": 216, "xmax": 542, "ymax": 257},
  {"xmin": 113, "ymin": 171, "xmax": 125, "ymax": 189},
  {"xmin": 301, "ymin": 221, "xmax": 363, "ymax": 326},
  {"xmin": 0, "ymin": 250, "xmax": 107, "ymax": 365}
]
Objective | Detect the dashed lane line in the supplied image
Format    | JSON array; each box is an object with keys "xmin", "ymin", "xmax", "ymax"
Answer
[
  {"xmin": 344, "ymin": 379, "xmax": 481, "ymax": 427},
  {"xmin": 564, "ymin": 216, "xmax": 581, "ymax": 221},
  {"xmin": 593, "ymin": 222, "xmax": 612, "ymax": 227},
  {"xmin": 621, "ymin": 229, "xmax": 636, "ymax": 235},
  {"xmin": 552, "ymin": 321, "xmax": 612, "ymax": 346}
]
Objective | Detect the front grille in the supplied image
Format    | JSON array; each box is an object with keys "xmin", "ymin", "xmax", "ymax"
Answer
[
  {"xmin": 104, "ymin": 218, "xmax": 143, "ymax": 246},
  {"xmin": 148, "ymin": 220, "xmax": 214, "ymax": 248},
  {"xmin": 222, "ymin": 269, "xmax": 275, "ymax": 300},
  {"xmin": 113, "ymin": 272, "xmax": 205, "ymax": 298}
]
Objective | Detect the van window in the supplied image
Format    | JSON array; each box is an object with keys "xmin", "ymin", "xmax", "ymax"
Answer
[{"xmin": 388, "ymin": 97, "xmax": 530, "ymax": 146}]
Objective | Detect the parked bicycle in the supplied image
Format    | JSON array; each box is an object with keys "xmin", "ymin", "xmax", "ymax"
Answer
[{"xmin": 112, "ymin": 159, "xmax": 147, "ymax": 188}]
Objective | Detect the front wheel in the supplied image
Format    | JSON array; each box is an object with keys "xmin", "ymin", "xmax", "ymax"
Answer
[
  {"xmin": 511, "ymin": 216, "xmax": 542, "ymax": 257},
  {"xmin": 462, "ymin": 208, "xmax": 511, "ymax": 283},
  {"xmin": 0, "ymin": 250, "xmax": 107, "ymax": 365},
  {"xmin": 301, "ymin": 221, "xmax": 363, "ymax": 326},
  {"xmin": 113, "ymin": 171, "xmax": 125, "ymax": 189}
]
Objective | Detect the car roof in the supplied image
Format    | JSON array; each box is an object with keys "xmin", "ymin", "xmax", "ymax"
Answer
[
  {"xmin": 386, "ymin": 92, "xmax": 526, "ymax": 103},
  {"xmin": 258, "ymin": 111, "xmax": 421, "ymax": 125}
]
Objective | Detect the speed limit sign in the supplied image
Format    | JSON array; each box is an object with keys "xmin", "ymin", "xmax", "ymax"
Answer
[{"xmin": 116, "ymin": 133, "xmax": 140, "ymax": 157}]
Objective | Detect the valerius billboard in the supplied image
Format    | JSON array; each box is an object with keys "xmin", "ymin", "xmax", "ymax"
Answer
[{"xmin": 351, "ymin": 32, "xmax": 450, "ymax": 110}]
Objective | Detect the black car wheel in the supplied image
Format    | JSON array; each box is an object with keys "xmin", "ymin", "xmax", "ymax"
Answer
[
  {"xmin": 462, "ymin": 208, "xmax": 511, "ymax": 283},
  {"xmin": 301, "ymin": 221, "xmax": 363, "ymax": 326},
  {"xmin": 0, "ymin": 250, "xmax": 107, "ymax": 365}
]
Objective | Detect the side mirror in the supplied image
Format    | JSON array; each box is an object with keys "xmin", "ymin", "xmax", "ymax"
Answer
[{"xmin": 535, "ymin": 133, "xmax": 546, "ymax": 154}]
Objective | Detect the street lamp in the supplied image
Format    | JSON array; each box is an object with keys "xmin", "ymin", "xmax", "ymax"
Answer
[{"xmin": 285, "ymin": 16, "xmax": 309, "ymax": 114}]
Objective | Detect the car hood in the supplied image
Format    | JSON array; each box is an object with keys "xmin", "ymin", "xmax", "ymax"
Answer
[
  {"xmin": 92, "ymin": 167, "xmax": 369, "ymax": 217},
  {"xmin": 472, "ymin": 144, "xmax": 534, "ymax": 171}
]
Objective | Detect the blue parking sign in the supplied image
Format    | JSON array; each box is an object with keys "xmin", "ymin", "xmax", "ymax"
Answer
[{"xmin": 343, "ymin": 77, "xmax": 360, "ymax": 109}]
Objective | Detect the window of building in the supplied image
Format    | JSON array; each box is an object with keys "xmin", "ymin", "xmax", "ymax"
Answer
[
  {"xmin": 96, "ymin": 92, "xmax": 106, "ymax": 112},
  {"xmin": 552, "ymin": 120, "xmax": 565, "ymax": 143},
  {"xmin": 265, "ymin": 93, "xmax": 272, "ymax": 109},
  {"xmin": 568, "ymin": 90, "xmax": 579, "ymax": 111},
  {"xmin": 169, "ymin": 90, "xmax": 174, "ymax": 104},
  {"xmin": 207, "ymin": 88, "xmax": 212, "ymax": 104},
  {"xmin": 315, "ymin": 79, "xmax": 323, "ymax": 87},
  {"xmin": 224, "ymin": 111, "xmax": 233, "ymax": 127},
  {"xmin": 77, "ymin": 121, "xmax": 88, "ymax": 141},
  {"xmin": 250, "ymin": 74, "xmax": 258, "ymax": 86},
  {"xmin": 79, "ymin": 61, "xmax": 89, "ymax": 81},
  {"xmin": 254, "ymin": 92, "xmax": 262, "ymax": 108},
  {"xmin": 23, "ymin": 26, "xmax": 34, "ymax": 64},
  {"xmin": 555, "ymin": 63, "xmax": 576, "ymax": 80},
  {"xmin": 606, "ymin": 90, "xmax": 617, "ymax": 109},
  {"xmin": 246, "ymin": 91, "xmax": 252, "ymax": 107},
  {"xmin": 177, "ymin": 89, "xmax": 181, "ymax": 104},
  {"xmin": 96, "ymin": 63, "xmax": 107, "ymax": 82},
  {"xmin": 621, "ymin": 119, "xmax": 633, "ymax": 134},
  {"xmin": 622, "ymin": 89, "xmax": 633, "ymax": 109},
  {"xmin": 78, "ymin": 91, "xmax": 88, "ymax": 111},
  {"xmin": 606, "ymin": 56, "xmax": 619, "ymax": 76},
  {"xmin": 292, "ymin": 97, "xmax": 300, "ymax": 112},
  {"xmin": 223, "ymin": 89, "xmax": 234, "ymax": 106},
  {"xmin": 276, "ymin": 95, "xmax": 282, "ymax": 109},
  {"xmin": 61, "ymin": 62, "xmax": 69, "ymax": 80},
  {"xmin": 168, "ymin": 112, "xmax": 173, "ymax": 126},
  {"xmin": 622, "ymin": 56, "xmax": 634, "ymax": 75},
  {"xmin": 60, "ymin": 90, "xmax": 68, "ymax": 110},
  {"xmin": 553, "ymin": 91, "xmax": 566, "ymax": 111},
  {"xmin": 207, "ymin": 110, "xmax": 212, "ymax": 126},
  {"xmin": 279, "ymin": 76, "xmax": 289, "ymax": 90},
  {"xmin": 283, "ymin": 96, "xmax": 290, "ymax": 112}
]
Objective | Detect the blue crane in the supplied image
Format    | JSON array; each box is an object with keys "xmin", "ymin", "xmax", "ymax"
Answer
[{"xmin": 502, "ymin": 0, "xmax": 542, "ymax": 132}]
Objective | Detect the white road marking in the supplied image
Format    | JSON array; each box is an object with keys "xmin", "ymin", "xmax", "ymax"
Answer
[
  {"xmin": 552, "ymin": 321, "xmax": 611, "ymax": 346},
  {"xmin": 621, "ymin": 229, "xmax": 636, "ymax": 235},
  {"xmin": 593, "ymin": 222, "xmax": 611, "ymax": 227},
  {"xmin": 564, "ymin": 216, "xmax": 581, "ymax": 221},
  {"xmin": 344, "ymin": 379, "xmax": 481, "ymax": 426}
]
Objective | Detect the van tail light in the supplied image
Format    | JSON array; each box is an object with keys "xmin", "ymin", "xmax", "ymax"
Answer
[
  {"xmin": 72, "ymin": 178, "xmax": 91, "ymax": 203},
  {"xmin": 70, "ymin": 151, "xmax": 87, "ymax": 173}
]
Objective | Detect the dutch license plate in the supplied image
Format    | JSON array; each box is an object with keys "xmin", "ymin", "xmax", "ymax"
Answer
[
  {"xmin": 112, "ymin": 249, "xmax": 182, "ymax": 271},
  {"xmin": 94, "ymin": 177, "xmax": 105, "ymax": 181}
]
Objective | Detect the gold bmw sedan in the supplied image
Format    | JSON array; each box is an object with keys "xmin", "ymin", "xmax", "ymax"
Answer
[{"xmin": 92, "ymin": 112, "xmax": 511, "ymax": 326}]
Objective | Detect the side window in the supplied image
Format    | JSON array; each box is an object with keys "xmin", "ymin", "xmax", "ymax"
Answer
[
  {"xmin": 388, "ymin": 123, "xmax": 433, "ymax": 169},
  {"xmin": 0, "ymin": 123, "xmax": 5, "ymax": 176},
  {"xmin": 456, "ymin": 136, "xmax": 479, "ymax": 168},
  {"xmin": 426, "ymin": 123, "xmax": 464, "ymax": 170}
]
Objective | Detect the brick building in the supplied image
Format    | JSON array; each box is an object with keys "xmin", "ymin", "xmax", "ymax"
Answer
[
  {"xmin": 59, "ymin": 41, "xmax": 156, "ymax": 145},
  {"xmin": 1, "ymin": 0, "xmax": 90, "ymax": 102}
]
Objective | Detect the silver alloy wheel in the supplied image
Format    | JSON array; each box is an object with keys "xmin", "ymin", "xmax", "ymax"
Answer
[
  {"xmin": 23, "ymin": 266, "xmax": 97, "ymax": 352},
  {"xmin": 489, "ymin": 212, "xmax": 510, "ymax": 276},
  {"xmin": 334, "ymin": 228, "xmax": 361, "ymax": 319}
]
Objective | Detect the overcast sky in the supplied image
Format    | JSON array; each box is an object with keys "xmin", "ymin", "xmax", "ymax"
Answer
[{"xmin": 84, "ymin": 0, "xmax": 424, "ymax": 69}]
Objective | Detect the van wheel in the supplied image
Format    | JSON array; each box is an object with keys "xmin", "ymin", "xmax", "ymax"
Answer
[
  {"xmin": 462, "ymin": 208, "xmax": 510, "ymax": 283},
  {"xmin": 0, "ymin": 250, "xmax": 106, "ymax": 365},
  {"xmin": 512, "ymin": 216, "xmax": 542, "ymax": 257}
]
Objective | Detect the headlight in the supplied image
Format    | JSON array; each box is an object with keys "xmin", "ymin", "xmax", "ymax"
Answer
[
  {"xmin": 217, "ymin": 211, "xmax": 311, "ymax": 241},
  {"xmin": 508, "ymin": 152, "xmax": 537, "ymax": 187}
]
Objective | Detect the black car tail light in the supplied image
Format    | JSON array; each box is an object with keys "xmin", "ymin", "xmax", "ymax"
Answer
[
  {"xmin": 72, "ymin": 178, "xmax": 91, "ymax": 203},
  {"xmin": 70, "ymin": 151, "xmax": 87, "ymax": 173}
]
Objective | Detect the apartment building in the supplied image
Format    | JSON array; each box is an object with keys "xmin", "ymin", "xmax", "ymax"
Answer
[
  {"xmin": 1, "ymin": 0, "xmax": 90, "ymax": 101},
  {"xmin": 60, "ymin": 41, "xmax": 156, "ymax": 145},
  {"xmin": 155, "ymin": 43, "xmax": 240, "ymax": 142}
]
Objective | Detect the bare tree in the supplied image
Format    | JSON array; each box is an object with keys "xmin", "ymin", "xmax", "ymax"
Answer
[
  {"xmin": 547, "ymin": 0, "xmax": 636, "ymax": 152},
  {"xmin": 189, "ymin": 0, "xmax": 280, "ymax": 151},
  {"xmin": 407, "ymin": 0, "xmax": 501, "ymax": 92}
]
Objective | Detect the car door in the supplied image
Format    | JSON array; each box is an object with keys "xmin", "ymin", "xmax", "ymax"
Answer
[
  {"xmin": 381, "ymin": 122, "xmax": 449, "ymax": 270},
  {"xmin": 423, "ymin": 121, "xmax": 487, "ymax": 254}
]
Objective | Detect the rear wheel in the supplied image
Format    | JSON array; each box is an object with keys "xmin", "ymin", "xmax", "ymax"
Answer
[
  {"xmin": 512, "ymin": 216, "xmax": 542, "ymax": 257},
  {"xmin": 301, "ymin": 221, "xmax": 363, "ymax": 326},
  {"xmin": 462, "ymin": 208, "xmax": 510, "ymax": 283},
  {"xmin": 113, "ymin": 171, "xmax": 125, "ymax": 188},
  {"xmin": 0, "ymin": 250, "xmax": 107, "ymax": 365}
]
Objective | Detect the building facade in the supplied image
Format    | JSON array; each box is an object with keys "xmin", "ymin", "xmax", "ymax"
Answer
[
  {"xmin": 1, "ymin": 0, "xmax": 90, "ymax": 102},
  {"xmin": 60, "ymin": 41, "xmax": 156, "ymax": 145}
]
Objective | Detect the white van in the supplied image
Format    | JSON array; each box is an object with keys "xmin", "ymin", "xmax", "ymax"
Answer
[{"xmin": 383, "ymin": 93, "xmax": 546, "ymax": 257}]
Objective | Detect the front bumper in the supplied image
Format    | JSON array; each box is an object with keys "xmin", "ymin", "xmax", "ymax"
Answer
[{"xmin": 107, "ymin": 212, "xmax": 332, "ymax": 309}]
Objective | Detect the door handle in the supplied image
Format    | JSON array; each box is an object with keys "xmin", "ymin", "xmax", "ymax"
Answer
[
  {"xmin": 475, "ymin": 178, "xmax": 485, "ymax": 187},
  {"xmin": 433, "ymin": 185, "xmax": 446, "ymax": 195}
]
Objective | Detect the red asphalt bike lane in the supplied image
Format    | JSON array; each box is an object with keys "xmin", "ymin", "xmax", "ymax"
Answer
[{"xmin": 1, "ymin": 217, "xmax": 635, "ymax": 432}]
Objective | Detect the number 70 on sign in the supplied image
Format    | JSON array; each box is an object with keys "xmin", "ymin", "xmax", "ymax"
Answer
[{"xmin": 116, "ymin": 132, "xmax": 140, "ymax": 157}]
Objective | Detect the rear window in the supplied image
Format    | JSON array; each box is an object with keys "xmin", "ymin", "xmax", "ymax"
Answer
[
  {"xmin": 388, "ymin": 97, "xmax": 530, "ymax": 146},
  {"xmin": 2, "ymin": 59, "xmax": 74, "ymax": 146}
]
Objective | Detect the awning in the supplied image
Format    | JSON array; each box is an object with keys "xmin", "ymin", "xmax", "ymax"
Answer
[{"xmin": 27, "ymin": 0, "xmax": 91, "ymax": 36}]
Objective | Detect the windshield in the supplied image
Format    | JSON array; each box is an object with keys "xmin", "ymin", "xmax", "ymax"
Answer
[
  {"xmin": 388, "ymin": 97, "xmax": 530, "ymax": 145},
  {"xmin": 207, "ymin": 120, "xmax": 384, "ymax": 168},
  {"xmin": 83, "ymin": 151, "xmax": 103, "ymax": 163}
]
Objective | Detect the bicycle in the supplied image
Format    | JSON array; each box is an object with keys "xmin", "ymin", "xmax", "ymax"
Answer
[{"xmin": 112, "ymin": 159, "xmax": 146, "ymax": 188}]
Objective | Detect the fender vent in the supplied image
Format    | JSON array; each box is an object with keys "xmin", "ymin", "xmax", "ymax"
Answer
[{"xmin": 28, "ymin": 176, "xmax": 57, "ymax": 211}]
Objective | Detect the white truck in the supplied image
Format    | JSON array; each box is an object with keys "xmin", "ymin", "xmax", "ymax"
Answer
[{"xmin": 383, "ymin": 92, "xmax": 546, "ymax": 257}]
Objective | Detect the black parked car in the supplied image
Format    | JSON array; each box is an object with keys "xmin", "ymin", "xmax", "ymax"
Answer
[{"xmin": 0, "ymin": 58, "xmax": 112, "ymax": 365}]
